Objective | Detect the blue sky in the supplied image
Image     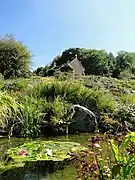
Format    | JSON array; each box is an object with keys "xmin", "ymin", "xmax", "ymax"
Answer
[{"xmin": 0, "ymin": 0, "xmax": 135, "ymax": 69}]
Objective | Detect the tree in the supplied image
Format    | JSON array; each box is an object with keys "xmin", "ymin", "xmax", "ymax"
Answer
[
  {"xmin": 36, "ymin": 48, "xmax": 131, "ymax": 78},
  {"xmin": 106, "ymin": 53, "xmax": 116, "ymax": 75},
  {"xmin": 113, "ymin": 51, "xmax": 135, "ymax": 78},
  {"xmin": 0, "ymin": 35, "xmax": 31, "ymax": 79},
  {"xmin": 81, "ymin": 49, "xmax": 109, "ymax": 75},
  {"xmin": 33, "ymin": 65, "xmax": 54, "ymax": 77},
  {"xmin": 33, "ymin": 67, "xmax": 44, "ymax": 76}
]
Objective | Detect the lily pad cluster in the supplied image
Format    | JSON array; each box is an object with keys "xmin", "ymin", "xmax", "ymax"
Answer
[
  {"xmin": 0, "ymin": 141, "xmax": 86, "ymax": 174},
  {"xmin": 6, "ymin": 141, "xmax": 83, "ymax": 161}
]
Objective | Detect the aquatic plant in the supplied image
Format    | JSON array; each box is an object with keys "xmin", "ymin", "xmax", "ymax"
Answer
[
  {"xmin": 110, "ymin": 132, "xmax": 135, "ymax": 179},
  {"xmin": 0, "ymin": 141, "xmax": 86, "ymax": 174},
  {"xmin": 74, "ymin": 132, "xmax": 135, "ymax": 180}
]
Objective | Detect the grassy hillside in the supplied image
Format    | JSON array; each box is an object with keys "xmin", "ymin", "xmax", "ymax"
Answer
[{"xmin": 0, "ymin": 75, "xmax": 135, "ymax": 137}]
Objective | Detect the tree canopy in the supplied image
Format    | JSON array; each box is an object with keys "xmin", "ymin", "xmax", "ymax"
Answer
[
  {"xmin": 34, "ymin": 48, "xmax": 135, "ymax": 79},
  {"xmin": 0, "ymin": 35, "xmax": 31, "ymax": 79},
  {"xmin": 113, "ymin": 51, "xmax": 135, "ymax": 77}
]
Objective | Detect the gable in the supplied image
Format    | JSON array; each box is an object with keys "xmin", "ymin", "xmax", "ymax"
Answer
[{"xmin": 69, "ymin": 59, "xmax": 85, "ymax": 74}]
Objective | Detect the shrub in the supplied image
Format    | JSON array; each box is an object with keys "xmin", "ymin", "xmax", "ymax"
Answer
[
  {"xmin": 47, "ymin": 97, "xmax": 71, "ymax": 133},
  {"xmin": 116, "ymin": 104, "xmax": 135, "ymax": 131},
  {"xmin": 119, "ymin": 69, "xmax": 134, "ymax": 80},
  {"xmin": 87, "ymin": 90, "xmax": 117, "ymax": 113}
]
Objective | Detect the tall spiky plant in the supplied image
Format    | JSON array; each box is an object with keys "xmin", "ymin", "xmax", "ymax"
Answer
[
  {"xmin": 0, "ymin": 92, "xmax": 18, "ymax": 128},
  {"xmin": 19, "ymin": 96, "xmax": 48, "ymax": 137}
]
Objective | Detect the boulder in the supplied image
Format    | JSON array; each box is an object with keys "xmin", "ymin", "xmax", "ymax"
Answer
[{"xmin": 69, "ymin": 109, "xmax": 96, "ymax": 133}]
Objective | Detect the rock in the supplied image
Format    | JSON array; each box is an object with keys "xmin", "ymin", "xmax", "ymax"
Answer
[{"xmin": 69, "ymin": 109, "xmax": 96, "ymax": 133}]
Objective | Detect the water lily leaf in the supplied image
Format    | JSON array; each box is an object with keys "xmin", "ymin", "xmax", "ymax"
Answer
[
  {"xmin": 1, "ymin": 140, "xmax": 85, "ymax": 173},
  {"xmin": 0, "ymin": 141, "xmax": 87, "ymax": 174}
]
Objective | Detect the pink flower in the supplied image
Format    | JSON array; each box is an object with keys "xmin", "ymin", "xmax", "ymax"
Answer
[{"xmin": 18, "ymin": 150, "xmax": 27, "ymax": 156}]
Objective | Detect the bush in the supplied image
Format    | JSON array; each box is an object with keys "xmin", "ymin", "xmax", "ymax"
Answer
[
  {"xmin": 117, "ymin": 105, "xmax": 135, "ymax": 123},
  {"xmin": 91, "ymin": 90, "xmax": 117, "ymax": 113},
  {"xmin": 119, "ymin": 69, "xmax": 134, "ymax": 80},
  {"xmin": 115, "ymin": 105, "xmax": 135, "ymax": 131},
  {"xmin": 47, "ymin": 97, "xmax": 71, "ymax": 133}
]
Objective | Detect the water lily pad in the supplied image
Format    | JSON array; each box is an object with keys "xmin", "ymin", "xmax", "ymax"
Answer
[
  {"xmin": 0, "ymin": 141, "xmax": 85, "ymax": 174},
  {"xmin": 6, "ymin": 141, "xmax": 82, "ymax": 162}
]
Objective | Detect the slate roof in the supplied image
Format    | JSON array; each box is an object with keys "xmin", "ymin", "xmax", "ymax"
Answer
[{"xmin": 68, "ymin": 55, "xmax": 85, "ymax": 75}]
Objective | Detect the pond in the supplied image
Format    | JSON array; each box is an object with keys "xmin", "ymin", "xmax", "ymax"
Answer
[{"xmin": 0, "ymin": 133, "xmax": 105, "ymax": 180}]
